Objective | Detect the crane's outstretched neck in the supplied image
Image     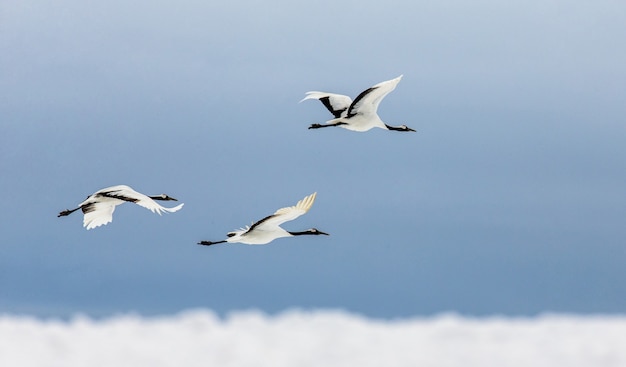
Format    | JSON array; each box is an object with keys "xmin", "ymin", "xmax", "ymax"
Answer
[
  {"xmin": 149, "ymin": 194, "xmax": 178, "ymax": 201},
  {"xmin": 385, "ymin": 124, "xmax": 416, "ymax": 132},
  {"xmin": 287, "ymin": 228, "xmax": 329, "ymax": 236}
]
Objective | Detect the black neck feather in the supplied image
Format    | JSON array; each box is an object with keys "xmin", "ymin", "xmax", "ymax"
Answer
[
  {"xmin": 385, "ymin": 124, "xmax": 404, "ymax": 131},
  {"xmin": 288, "ymin": 230, "xmax": 317, "ymax": 236}
]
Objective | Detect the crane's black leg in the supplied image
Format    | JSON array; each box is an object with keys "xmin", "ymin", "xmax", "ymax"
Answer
[
  {"xmin": 308, "ymin": 122, "xmax": 347, "ymax": 129},
  {"xmin": 197, "ymin": 240, "xmax": 227, "ymax": 246},
  {"xmin": 58, "ymin": 207, "xmax": 80, "ymax": 217}
]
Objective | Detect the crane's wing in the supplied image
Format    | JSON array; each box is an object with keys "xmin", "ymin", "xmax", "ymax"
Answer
[
  {"xmin": 243, "ymin": 192, "xmax": 317, "ymax": 234},
  {"xmin": 133, "ymin": 199, "xmax": 184, "ymax": 215},
  {"xmin": 82, "ymin": 202, "xmax": 116, "ymax": 230},
  {"xmin": 100, "ymin": 185, "xmax": 184, "ymax": 215},
  {"xmin": 346, "ymin": 75, "xmax": 402, "ymax": 118},
  {"xmin": 300, "ymin": 92, "xmax": 352, "ymax": 118}
]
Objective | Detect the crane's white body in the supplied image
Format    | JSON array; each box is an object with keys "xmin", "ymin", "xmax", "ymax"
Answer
[
  {"xmin": 301, "ymin": 75, "xmax": 408, "ymax": 132},
  {"xmin": 71, "ymin": 185, "xmax": 184, "ymax": 230},
  {"xmin": 222, "ymin": 192, "xmax": 318, "ymax": 245}
]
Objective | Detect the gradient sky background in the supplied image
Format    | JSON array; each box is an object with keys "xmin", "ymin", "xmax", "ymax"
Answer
[{"xmin": 1, "ymin": 0, "xmax": 625, "ymax": 319}]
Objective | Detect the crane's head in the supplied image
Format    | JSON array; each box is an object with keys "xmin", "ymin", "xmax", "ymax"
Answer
[
  {"xmin": 307, "ymin": 228, "xmax": 330, "ymax": 236},
  {"xmin": 151, "ymin": 194, "xmax": 178, "ymax": 201},
  {"xmin": 385, "ymin": 124, "xmax": 416, "ymax": 132}
]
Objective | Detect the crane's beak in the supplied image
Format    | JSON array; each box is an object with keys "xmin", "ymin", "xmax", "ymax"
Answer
[{"xmin": 319, "ymin": 230, "xmax": 330, "ymax": 236}]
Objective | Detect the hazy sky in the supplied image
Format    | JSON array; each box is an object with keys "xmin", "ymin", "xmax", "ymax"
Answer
[{"xmin": 1, "ymin": 0, "xmax": 625, "ymax": 318}]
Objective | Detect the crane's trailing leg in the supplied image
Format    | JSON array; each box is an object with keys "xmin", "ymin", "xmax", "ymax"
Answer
[
  {"xmin": 308, "ymin": 122, "xmax": 347, "ymax": 129},
  {"xmin": 58, "ymin": 207, "xmax": 80, "ymax": 217},
  {"xmin": 197, "ymin": 240, "xmax": 227, "ymax": 246}
]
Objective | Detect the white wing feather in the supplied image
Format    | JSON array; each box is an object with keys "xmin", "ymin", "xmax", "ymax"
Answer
[
  {"xmin": 134, "ymin": 197, "xmax": 184, "ymax": 215},
  {"xmin": 300, "ymin": 92, "xmax": 353, "ymax": 118},
  {"xmin": 347, "ymin": 75, "xmax": 402, "ymax": 117},
  {"xmin": 253, "ymin": 192, "xmax": 317, "ymax": 231},
  {"xmin": 300, "ymin": 92, "xmax": 352, "ymax": 107},
  {"xmin": 83, "ymin": 202, "xmax": 116, "ymax": 230}
]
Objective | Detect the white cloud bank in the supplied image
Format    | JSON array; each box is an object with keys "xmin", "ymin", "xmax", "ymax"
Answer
[{"xmin": 1, "ymin": 309, "xmax": 625, "ymax": 367}]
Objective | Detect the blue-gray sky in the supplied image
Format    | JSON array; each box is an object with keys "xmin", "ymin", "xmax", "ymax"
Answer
[{"xmin": 1, "ymin": 0, "xmax": 625, "ymax": 318}]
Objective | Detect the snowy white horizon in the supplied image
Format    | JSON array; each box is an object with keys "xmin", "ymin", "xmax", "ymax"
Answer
[{"xmin": 1, "ymin": 309, "xmax": 625, "ymax": 367}]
